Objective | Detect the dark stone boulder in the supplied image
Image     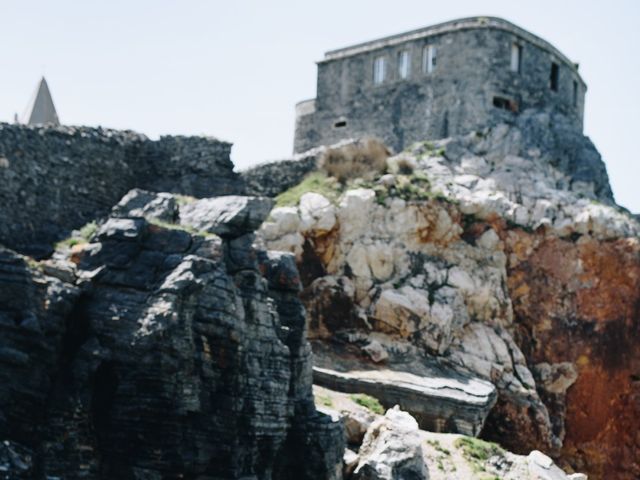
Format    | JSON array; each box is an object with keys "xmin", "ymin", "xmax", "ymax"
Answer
[
  {"xmin": 180, "ymin": 195, "xmax": 274, "ymax": 238},
  {"xmin": 111, "ymin": 188, "xmax": 178, "ymax": 223}
]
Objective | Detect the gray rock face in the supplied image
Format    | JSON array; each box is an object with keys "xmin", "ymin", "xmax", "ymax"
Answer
[
  {"xmin": 312, "ymin": 341, "xmax": 497, "ymax": 437},
  {"xmin": 0, "ymin": 123, "xmax": 242, "ymax": 256},
  {"xmin": 353, "ymin": 407, "xmax": 429, "ymax": 480},
  {"xmin": 241, "ymin": 150, "xmax": 320, "ymax": 197},
  {"xmin": 111, "ymin": 188, "xmax": 178, "ymax": 222},
  {"xmin": 180, "ymin": 195, "xmax": 274, "ymax": 238},
  {"xmin": 0, "ymin": 191, "xmax": 342, "ymax": 479}
]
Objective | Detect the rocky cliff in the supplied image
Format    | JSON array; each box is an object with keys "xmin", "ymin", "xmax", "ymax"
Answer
[
  {"xmin": 0, "ymin": 190, "xmax": 342, "ymax": 479},
  {"xmin": 0, "ymin": 108, "xmax": 637, "ymax": 479},
  {"xmin": 257, "ymin": 111, "xmax": 640, "ymax": 479}
]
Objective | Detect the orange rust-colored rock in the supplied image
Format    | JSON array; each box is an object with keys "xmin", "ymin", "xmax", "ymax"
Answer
[{"xmin": 506, "ymin": 233, "xmax": 640, "ymax": 479}]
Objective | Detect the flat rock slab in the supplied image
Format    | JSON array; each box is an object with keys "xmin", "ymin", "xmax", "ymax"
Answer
[
  {"xmin": 180, "ymin": 195, "xmax": 273, "ymax": 238},
  {"xmin": 312, "ymin": 341, "xmax": 496, "ymax": 437}
]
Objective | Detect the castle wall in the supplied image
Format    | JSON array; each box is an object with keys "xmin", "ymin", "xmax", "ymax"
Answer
[
  {"xmin": 0, "ymin": 123, "xmax": 242, "ymax": 255},
  {"xmin": 294, "ymin": 18, "xmax": 586, "ymax": 153}
]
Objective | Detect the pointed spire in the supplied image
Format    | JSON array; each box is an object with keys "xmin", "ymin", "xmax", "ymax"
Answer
[{"xmin": 22, "ymin": 77, "xmax": 60, "ymax": 126}]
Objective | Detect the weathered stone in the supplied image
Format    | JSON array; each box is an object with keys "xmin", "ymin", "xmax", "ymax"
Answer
[
  {"xmin": 111, "ymin": 188, "xmax": 178, "ymax": 222},
  {"xmin": 362, "ymin": 340, "xmax": 389, "ymax": 363},
  {"xmin": 344, "ymin": 448, "xmax": 360, "ymax": 477},
  {"xmin": 353, "ymin": 406, "xmax": 429, "ymax": 480},
  {"xmin": 528, "ymin": 450, "xmax": 573, "ymax": 480},
  {"xmin": 343, "ymin": 407, "xmax": 377, "ymax": 445},
  {"xmin": 180, "ymin": 195, "xmax": 273, "ymax": 238},
  {"xmin": 312, "ymin": 342, "xmax": 497, "ymax": 437},
  {"xmin": 0, "ymin": 192, "xmax": 342, "ymax": 479},
  {"xmin": 299, "ymin": 192, "xmax": 336, "ymax": 233}
]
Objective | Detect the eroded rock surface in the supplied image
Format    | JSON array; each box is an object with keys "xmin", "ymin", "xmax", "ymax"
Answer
[
  {"xmin": 353, "ymin": 407, "xmax": 429, "ymax": 480},
  {"xmin": 257, "ymin": 117, "xmax": 640, "ymax": 479},
  {"xmin": 0, "ymin": 190, "xmax": 343, "ymax": 479}
]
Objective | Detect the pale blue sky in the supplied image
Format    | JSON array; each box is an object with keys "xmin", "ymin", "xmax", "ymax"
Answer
[{"xmin": 1, "ymin": 1, "xmax": 638, "ymax": 212}]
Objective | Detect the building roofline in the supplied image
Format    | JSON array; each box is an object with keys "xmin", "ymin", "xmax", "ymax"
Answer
[{"xmin": 320, "ymin": 16, "xmax": 584, "ymax": 84}]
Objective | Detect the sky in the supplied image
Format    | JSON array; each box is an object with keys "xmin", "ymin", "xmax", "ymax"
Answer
[{"xmin": 1, "ymin": 1, "xmax": 638, "ymax": 212}]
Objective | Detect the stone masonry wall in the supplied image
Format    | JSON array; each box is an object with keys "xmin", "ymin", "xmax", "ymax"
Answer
[
  {"xmin": 0, "ymin": 123, "xmax": 242, "ymax": 256},
  {"xmin": 295, "ymin": 17, "xmax": 586, "ymax": 153}
]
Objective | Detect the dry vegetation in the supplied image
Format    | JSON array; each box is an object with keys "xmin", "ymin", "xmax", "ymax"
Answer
[{"xmin": 319, "ymin": 138, "xmax": 390, "ymax": 183}]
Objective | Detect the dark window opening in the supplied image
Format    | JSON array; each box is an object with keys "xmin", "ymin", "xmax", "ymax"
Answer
[
  {"xmin": 550, "ymin": 62, "xmax": 559, "ymax": 91},
  {"xmin": 573, "ymin": 81, "xmax": 578, "ymax": 106},
  {"xmin": 493, "ymin": 96, "xmax": 519, "ymax": 113},
  {"xmin": 334, "ymin": 120, "xmax": 347, "ymax": 128}
]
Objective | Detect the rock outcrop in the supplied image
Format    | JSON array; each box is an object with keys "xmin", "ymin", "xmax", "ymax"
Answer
[
  {"xmin": 0, "ymin": 190, "xmax": 343, "ymax": 479},
  {"xmin": 313, "ymin": 386, "xmax": 586, "ymax": 480},
  {"xmin": 353, "ymin": 407, "xmax": 429, "ymax": 480},
  {"xmin": 257, "ymin": 114, "xmax": 640, "ymax": 479}
]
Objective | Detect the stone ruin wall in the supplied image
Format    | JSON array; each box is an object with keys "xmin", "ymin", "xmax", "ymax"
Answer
[
  {"xmin": 0, "ymin": 123, "xmax": 243, "ymax": 255},
  {"xmin": 295, "ymin": 17, "xmax": 586, "ymax": 154}
]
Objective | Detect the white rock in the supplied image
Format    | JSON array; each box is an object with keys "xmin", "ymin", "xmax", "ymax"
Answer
[
  {"xmin": 527, "ymin": 450, "xmax": 570, "ymax": 480},
  {"xmin": 299, "ymin": 192, "xmax": 336, "ymax": 232},
  {"xmin": 476, "ymin": 228, "xmax": 500, "ymax": 250},
  {"xmin": 353, "ymin": 406, "xmax": 429, "ymax": 480},
  {"xmin": 270, "ymin": 206, "xmax": 300, "ymax": 233},
  {"xmin": 344, "ymin": 448, "xmax": 360, "ymax": 477},
  {"xmin": 362, "ymin": 340, "xmax": 389, "ymax": 363},
  {"xmin": 338, "ymin": 188, "xmax": 376, "ymax": 241},
  {"xmin": 346, "ymin": 244, "xmax": 372, "ymax": 278},
  {"xmin": 447, "ymin": 266, "xmax": 475, "ymax": 293},
  {"xmin": 366, "ymin": 243, "xmax": 395, "ymax": 281},
  {"xmin": 374, "ymin": 287, "xmax": 430, "ymax": 338}
]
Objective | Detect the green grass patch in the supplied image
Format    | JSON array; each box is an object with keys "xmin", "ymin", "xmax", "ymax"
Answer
[
  {"xmin": 455, "ymin": 436, "xmax": 503, "ymax": 474},
  {"xmin": 274, "ymin": 171, "xmax": 342, "ymax": 207},
  {"xmin": 349, "ymin": 394, "xmax": 384, "ymax": 415},
  {"xmin": 54, "ymin": 221, "xmax": 98, "ymax": 250},
  {"xmin": 314, "ymin": 393, "xmax": 334, "ymax": 408},
  {"xmin": 427, "ymin": 439, "xmax": 451, "ymax": 456}
]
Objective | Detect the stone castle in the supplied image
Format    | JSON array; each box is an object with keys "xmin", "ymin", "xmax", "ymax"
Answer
[{"xmin": 294, "ymin": 16, "xmax": 586, "ymax": 153}]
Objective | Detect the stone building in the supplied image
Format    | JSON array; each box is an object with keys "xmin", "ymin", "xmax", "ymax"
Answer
[{"xmin": 294, "ymin": 16, "xmax": 586, "ymax": 153}]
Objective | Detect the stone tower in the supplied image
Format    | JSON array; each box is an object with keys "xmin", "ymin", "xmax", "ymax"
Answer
[{"xmin": 23, "ymin": 77, "xmax": 60, "ymax": 126}]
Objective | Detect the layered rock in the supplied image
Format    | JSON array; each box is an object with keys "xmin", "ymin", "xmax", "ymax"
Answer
[
  {"xmin": 0, "ymin": 190, "xmax": 343, "ymax": 479},
  {"xmin": 313, "ymin": 387, "xmax": 586, "ymax": 480},
  {"xmin": 353, "ymin": 407, "xmax": 429, "ymax": 480},
  {"xmin": 311, "ymin": 338, "xmax": 496, "ymax": 436},
  {"xmin": 257, "ymin": 115, "xmax": 640, "ymax": 479}
]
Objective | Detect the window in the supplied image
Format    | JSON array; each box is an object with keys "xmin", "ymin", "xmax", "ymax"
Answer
[
  {"xmin": 398, "ymin": 50, "xmax": 410, "ymax": 79},
  {"xmin": 493, "ymin": 96, "xmax": 518, "ymax": 112},
  {"xmin": 573, "ymin": 81, "xmax": 578, "ymax": 106},
  {"xmin": 550, "ymin": 62, "xmax": 559, "ymax": 91},
  {"xmin": 423, "ymin": 45, "xmax": 436, "ymax": 73},
  {"xmin": 373, "ymin": 56, "xmax": 386, "ymax": 85},
  {"xmin": 510, "ymin": 43, "xmax": 522, "ymax": 73}
]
